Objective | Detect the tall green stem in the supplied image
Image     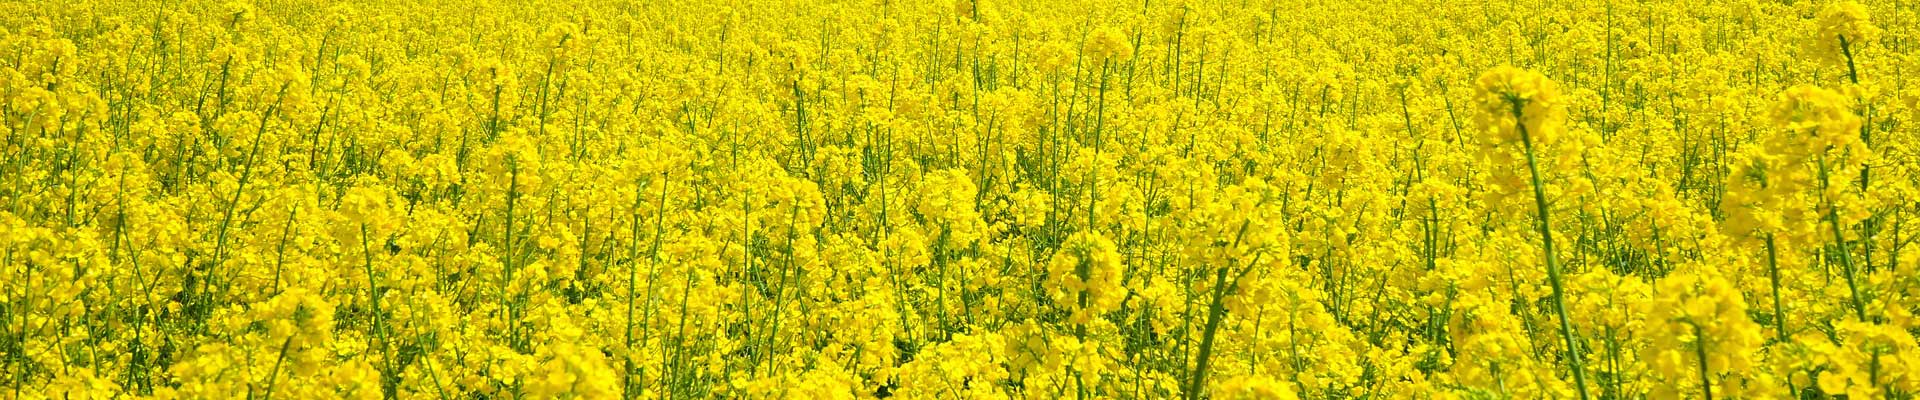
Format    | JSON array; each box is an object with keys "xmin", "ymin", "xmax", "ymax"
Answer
[{"xmin": 1514, "ymin": 101, "xmax": 1591, "ymax": 400}]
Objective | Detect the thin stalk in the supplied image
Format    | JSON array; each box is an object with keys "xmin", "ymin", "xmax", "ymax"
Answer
[
  {"xmin": 1692, "ymin": 322, "xmax": 1714, "ymax": 400},
  {"xmin": 1765, "ymin": 234, "xmax": 1787, "ymax": 341},
  {"xmin": 360, "ymin": 224, "xmax": 396, "ymax": 398},
  {"xmin": 1816, "ymin": 156, "xmax": 1869, "ymax": 321},
  {"xmin": 1514, "ymin": 100, "xmax": 1591, "ymax": 400},
  {"xmin": 261, "ymin": 336, "xmax": 294, "ymax": 400},
  {"xmin": 1184, "ymin": 211, "xmax": 1263, "ymax": 400}
]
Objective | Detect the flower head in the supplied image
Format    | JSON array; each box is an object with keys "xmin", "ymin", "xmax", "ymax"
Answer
[
  {"xmin": 1472, "ymin": 66, "xmax": 1565, "ymax": 146},
  {"xmin": 1085, "ymin": 27, "xmax": 1133, "ymax": 62}
]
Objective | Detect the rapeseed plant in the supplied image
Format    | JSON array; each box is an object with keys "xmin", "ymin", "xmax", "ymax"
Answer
[{"xmin": 0, "ymin": 0, "xmax": 1916, "ymax": 398}]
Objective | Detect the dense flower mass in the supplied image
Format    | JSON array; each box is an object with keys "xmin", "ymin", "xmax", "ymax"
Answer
[{"xmin": 2, "ymin": 0, "xmax": 1918, "ymax": 398}]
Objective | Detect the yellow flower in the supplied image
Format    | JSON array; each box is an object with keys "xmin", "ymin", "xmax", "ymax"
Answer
[
  {"xmin": 1047, "ymin": 231, "xmax": 1127, "ymax": 325},
  {"xmin": 1085, "ymin": 26, "xmax": 1133, "ymax": 62},
  {"xmin": 1811, "ymin": 1, "xmax": 1880, "ymax": 65},
  {"xmin": 1472, "ymin": 66, "xmax": 1565, "ymax": 146},
  {"xmin": 1771, "ymin": 85, "xmax": 1862, "ymax": 153}
]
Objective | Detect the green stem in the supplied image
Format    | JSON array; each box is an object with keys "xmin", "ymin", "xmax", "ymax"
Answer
[
  {"xmin": 1184, "ymin": 212, "xmax": 1262, "ymax": 400},
  {"xmin": 1816, "ymin": 156, "xmax": 1869, "ymax": 321},
  {"xmin": 1514, "ymin": 101, "xmax": 1591, "ymax": 400},
  {"xmin": 1692, "ymin": 322, "xmax": 1714, "ymax": 400},
  {"xmin": 1765, "ymin": 234, "xmax": 1787, "ymax": 340},
  {"xmin": 360, "ymin": 224, "xmax": 396, "ymax": 398},
  {"xmin": 261, "ymin": 336, "xmax": 294, "ymax": 400}
]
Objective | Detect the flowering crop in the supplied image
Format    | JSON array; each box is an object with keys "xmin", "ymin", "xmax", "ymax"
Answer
[{"xmin": 2, "ymin": 0, "xmax": 1919, "ymax": 398}]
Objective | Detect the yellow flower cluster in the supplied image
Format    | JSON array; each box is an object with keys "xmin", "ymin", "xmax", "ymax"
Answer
[
  {"xmin": 1473, "ymin": 66, "xmax": 1566, "ymax": 146},
  {"xmin": 2, "ymin": 0, "xmax": 1918, "ymax": 399}
]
